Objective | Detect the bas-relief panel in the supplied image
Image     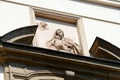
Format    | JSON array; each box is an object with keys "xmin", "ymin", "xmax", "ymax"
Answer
[{"xmin": 33, "ymin": 17, "xmax": 82, "ymax": 55}]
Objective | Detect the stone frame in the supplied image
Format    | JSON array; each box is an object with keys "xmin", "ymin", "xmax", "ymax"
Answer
[{"xmin": 30, "ymin": 7, "xmax": 89, "ymax": 56}]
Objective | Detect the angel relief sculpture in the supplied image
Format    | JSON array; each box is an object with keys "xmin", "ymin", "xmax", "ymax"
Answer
[{"xmin": 37, "ymin": 22, "xmax": 82, "ymax": 55}]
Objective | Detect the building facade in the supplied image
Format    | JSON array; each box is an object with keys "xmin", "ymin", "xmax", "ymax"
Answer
[{"xmin": 0, "ymin": 0, "xmax": 120, "ymax": 80}]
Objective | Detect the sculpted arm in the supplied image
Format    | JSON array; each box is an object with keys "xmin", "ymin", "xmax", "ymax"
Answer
[{"xmin": 46, "ymin": 39, "xmax": 57, "ymax": 50}]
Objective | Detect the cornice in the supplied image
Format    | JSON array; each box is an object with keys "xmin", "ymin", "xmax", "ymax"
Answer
[
  {"xmin": 84, "ymin": 0, "xmax": 120, "ymax": 8},
  {"xmin": 33, "ymin": 7, "xmax": 79, "ymax": 24},
  {"xmin": 90, "ymin": 37, "xmax": 120, "ymax": 61},
  {"xmin": 1, "ymin": 41, "xmax": 120, "ymax": 72}
]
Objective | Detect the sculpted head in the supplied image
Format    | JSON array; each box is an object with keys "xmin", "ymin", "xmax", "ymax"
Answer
[{"xmin": 54, "ymin": 29, "xmax": 64, "ymax": 40}]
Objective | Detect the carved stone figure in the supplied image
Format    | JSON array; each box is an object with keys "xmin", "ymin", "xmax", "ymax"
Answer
[
  {"xmin": 37, "ymin": 22, "xmax": 48, "ymax": 30},
  {"xmin": 46, "ymin": 29, "xmax": 82, "ymax": 55}
]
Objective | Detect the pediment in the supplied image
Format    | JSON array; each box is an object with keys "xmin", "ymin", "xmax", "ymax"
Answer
[
  {"xmin": 90, "ymin": 37, "xmax": 120, "ymax": 61},
  {"xmin": 1, "ymin": 25, "xmax": 37, "ymax": 45}
]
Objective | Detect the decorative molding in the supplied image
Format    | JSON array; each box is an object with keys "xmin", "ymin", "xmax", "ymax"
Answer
[
  {"xmin": 31, "ymin": 7, "xmax": 88, "ymax": 56},
  {"xmin": 1, "ymin": 40, "xmax": 120, "ymax": 80},
  {"xmin": 84, "ymin": 0, "xmax": 120, "ymax": 8},
  {"xmin": 77, "ymin": 18, "xmax": 89, "ymax": 56},
  {"xmin": 2, "ymin": 0, "xmax": 120, "ymax": 25},
  {"xmin": 2, "ymin": 41, "xmax": 120, "ymax": 72},
  {"xmin": 13, "ymin": 71, "xmax": 64, "ymax": 80},
  {"xmin": 90, "ymin": 37, "xmax": 120, "ymax": 61},
  {"xmin": 29, "ymin": 7, "xmax": 37, "ymax": 25},
  {"xmin": 33, "ymin": 7, "xmax": 79, "ymax": 24},
  {"xmin": 4, "ymin": 62, "xmax": 65, "ymax": 80},
  {"xmin": 1, "ymin": 25, "xmax": 37, "ymax": 43}
]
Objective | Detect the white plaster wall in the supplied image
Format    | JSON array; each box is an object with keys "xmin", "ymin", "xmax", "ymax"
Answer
[
  {"xmin": 0, "ymin": 65, "xmax": 4, "ymax": 80},
  {"xmin": 1, "ymin": 0, "xmax": 120, "ymax": 51},
  {"xmin": 83, "ymin": 18, "xmax": 120, "ymax": 49},
  {"xmin": 0, "ymin": 1, "xmax": 31, "ymax": 36},
  {"xmin": 7, "ymin": 0, "xmax": 120, "ymax": 24}
]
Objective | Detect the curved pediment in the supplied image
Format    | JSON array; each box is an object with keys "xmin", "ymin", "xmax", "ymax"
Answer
[
  {"xmin": 90, "ymin": 37, "xmax": 120, "ymax": 61},
  {"xmin": 1, "ymin": 25, "xmax": 37, "ymax": 45}
]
